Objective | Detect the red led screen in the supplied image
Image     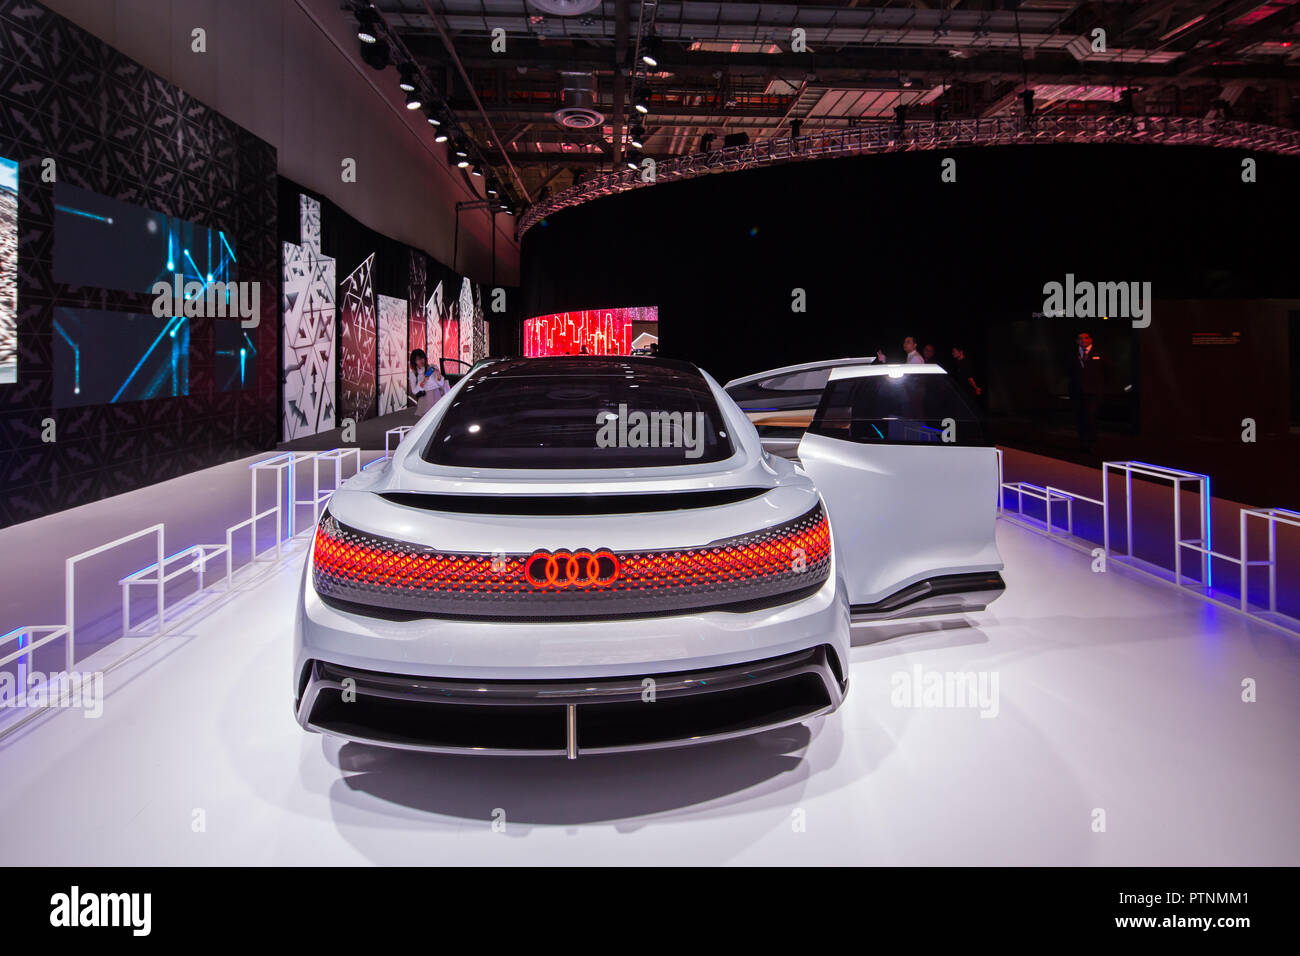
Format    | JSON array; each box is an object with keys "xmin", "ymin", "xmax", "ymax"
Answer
[{"xmin": 523, "ymin": 307, "xmax": 657, "ymax": 357}]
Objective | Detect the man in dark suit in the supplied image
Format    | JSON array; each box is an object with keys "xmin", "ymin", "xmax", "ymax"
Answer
[{"xmin": 1068, "ymin": 331, "xmax": 1108, "ymax": 452}]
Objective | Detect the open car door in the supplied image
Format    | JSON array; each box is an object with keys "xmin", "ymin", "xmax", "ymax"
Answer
[
  {"xmin": 440, "ymin": 357, "xmax": 474, "ymax": 385},
  {"xmin": 723, "ymin": 357, "xmax": 878, "ymax": 460},
  {"xmin": 795, "ymin": 364, "xmax": 1005, "ymax": 621}
]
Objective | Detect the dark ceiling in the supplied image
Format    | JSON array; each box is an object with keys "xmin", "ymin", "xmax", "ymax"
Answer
[{"xmin": 350, "ymin": 1, "xmax": 1300, "ymax": 205}]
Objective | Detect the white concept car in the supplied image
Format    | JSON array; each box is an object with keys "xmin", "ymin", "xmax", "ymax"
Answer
[{"xmin": 294, "ymin": 356, "xmax": 1003, "ymax": 757}]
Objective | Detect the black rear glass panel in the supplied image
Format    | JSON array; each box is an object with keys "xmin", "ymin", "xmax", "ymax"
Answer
[
  {"xmin": 808, "ymin": 372, "xmax": 987, "ymax": 446},
  {"xmin": 422, "ymin": 357, "xmax": 736, "ymax": 468}
]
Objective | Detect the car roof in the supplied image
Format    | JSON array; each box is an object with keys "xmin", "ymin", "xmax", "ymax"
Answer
[
  {"xmin": 470, "ymin": 355, "xmax": 705, "ymax": 380},
  {"xmin": 723, "ymin": 356, "xmax": 878, "ymax": 390}
]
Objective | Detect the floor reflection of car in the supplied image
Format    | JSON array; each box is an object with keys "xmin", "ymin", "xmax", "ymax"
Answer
[{"xmin": 725, "ymin": 359, "xmax": 1005, "ymax": 623}]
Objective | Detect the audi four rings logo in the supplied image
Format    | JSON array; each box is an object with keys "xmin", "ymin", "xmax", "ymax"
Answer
[{"xmin": 523, "ymin": 549, "xmax": 620, "ymax": 589}]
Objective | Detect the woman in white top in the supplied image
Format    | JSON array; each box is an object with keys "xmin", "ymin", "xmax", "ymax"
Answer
[{"xmin": 408, "ymin": 349, "xmax": 450, "ymax": 417}]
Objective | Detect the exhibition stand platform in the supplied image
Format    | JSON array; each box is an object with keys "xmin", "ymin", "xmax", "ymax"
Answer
[{"xmin": 0, "ymin": 448, "xmax": 1295, "ymax": 865}]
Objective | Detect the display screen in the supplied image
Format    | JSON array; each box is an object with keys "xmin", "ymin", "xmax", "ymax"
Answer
[
  {"xmin": 53, "ymin": 182, "xmax": 236, "ymax": 294},
  {"xmin": 216, "ymin": 320, "xmax": 257, "ymax": 392},
  {"xmin": 0, "ymin": 155, "xmax": 16, "ymax": 384},
  {"xmin": 53, "ymin": 307, "xmax": 190, "ymax": 408},
  {"xmin": 523, "ymin": 307, "xmax": 657, "ymax": 357}
]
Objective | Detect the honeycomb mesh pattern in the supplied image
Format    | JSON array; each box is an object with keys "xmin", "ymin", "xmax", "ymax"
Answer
[{"xmin": 312, "ymin": 504, "xmax": 831, "ymax": 618}]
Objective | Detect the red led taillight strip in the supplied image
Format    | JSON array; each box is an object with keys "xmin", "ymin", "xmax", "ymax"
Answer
[{"xmin": 312, "ymin": 504, "xmax": 831, "ymax": 617}]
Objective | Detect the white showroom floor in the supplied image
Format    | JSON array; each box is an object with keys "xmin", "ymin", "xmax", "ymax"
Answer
[{"xmin": 0, "ymin": 515, "xmax": 1297, "ymax": 865}]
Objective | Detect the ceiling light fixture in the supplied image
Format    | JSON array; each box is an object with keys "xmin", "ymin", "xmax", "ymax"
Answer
[{"xmin": 356, "ymin": 7, "xmax": 379, "ymax": 44}]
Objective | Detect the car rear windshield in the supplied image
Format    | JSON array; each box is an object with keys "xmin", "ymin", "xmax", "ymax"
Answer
[{"xmin": 421, "ymin": 357, "xmax": 736, "ymax": 468}]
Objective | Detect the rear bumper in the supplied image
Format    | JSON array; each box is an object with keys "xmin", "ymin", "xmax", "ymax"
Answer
[
  {"xmin": 850, "ymin": 571, "xmax": 1005, "ymax": 622},
  {"xmin": 295, "ymin": 644, "xmax": 846, "ymax": 758}
]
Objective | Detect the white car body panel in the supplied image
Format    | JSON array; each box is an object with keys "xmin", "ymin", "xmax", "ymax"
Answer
[
  {"xmin": 294, "ymin": 359, "xmax": 851, "ymax": 755},
  {"xmin": 793, "ymin": 363, "xmax": 1004, "ymax": 611},
  {"xmin": 797, "ymin": 433, "xmax": 1001, "ymax": 605},
  {"xmin": 295, "ymin": 356, "xmax": 1000, "ymax": 756}
]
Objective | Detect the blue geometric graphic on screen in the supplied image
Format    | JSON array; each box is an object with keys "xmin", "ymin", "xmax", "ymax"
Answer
[
  {"xmin": 53, "ymin": 184, "xmax": 236, "ymax": 295},
  {"xmin": 216, "ymin": 320, "xmax": 257, "ymax": 392},
  {"xmin": 53, "ymin": 307, "xmax": 190, "ymax": 408}
]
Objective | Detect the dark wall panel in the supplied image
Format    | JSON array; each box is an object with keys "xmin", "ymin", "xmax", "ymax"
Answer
[{"xmin": 0, "ymin": 0, "xmax": 278, "ymax": 529}]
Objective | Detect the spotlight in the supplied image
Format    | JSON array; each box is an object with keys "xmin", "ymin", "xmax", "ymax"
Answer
[
  {"xmin": 625, "ymin": 149, "xmax": 643, "ymax": 169},
  {"xmin": 426, "ymin": 111, "xmax": 440, "ymax": 126},
  {"xmin": 356, "ymin": 7, "xmax": 379, "ymax": 44},
  {"xmin": 359, "ymin": 37, "xmax": 391, "ymax": 70},
  {"xmin": 486, "ymin": 179, "xmax": 499, "ymax": 197},
  {"xmin": 398, "ymin": 64, "xmax": 418, "ymax": 93},
  {"xmin": 633, "ymin": 86, "xmax": 650, "ymax": 114},
  {"xmin": 456, "ymin": 157, "xmax": 471, "ymax": 169},
  {"xmin": 629, "ymin": 124, "xmax": 645, "ymax": 149},
  {"xmin": 434, "ymin": 130, "xmax": 449, "ymax": 143},
  {"xmin": 641, "ymin": 36, "xmax": 662, "ymax": 68},
  {"xmin": 405, "ymin": 92, "xmax": 422, "ymax": 110},
  {"xmin": 453, "ymin": 139, "xmax": 470, "ymax": 159},
  {"xmin": 471, "ymin": 162, "xmax": 484, "ymax": 177}
]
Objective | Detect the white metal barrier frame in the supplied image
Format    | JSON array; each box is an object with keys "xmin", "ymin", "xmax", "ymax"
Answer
[
  {"xmin": 384, "ymin": 426, "xmax": 413, "ymax": 460},
  {"xmin": 1240, "ymin": 508, "xmax": 1300, "ymax": 621},
  {"xmin": 996, "ymin": 455, "xmax": 1298, "ymax": 636},
  {"xmin": 0, "ymin": 449, "xmax": 363, "ymax": 742},
  {"xmin": 1103, "ymin": 460, "xmax": 1213, "ymax": 592}
]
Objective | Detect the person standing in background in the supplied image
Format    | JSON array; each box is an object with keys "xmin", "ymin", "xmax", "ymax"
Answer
[
  {"xmin": 1067, "ymin": 331, "xmax": 1108, "ymax": 453},
  {"xmin": 409, "ymin": 349, "xmax": 449, "ymax": 417},
  {"xmin": 922, "ymin": 343, "xmax": 937, "ymax": 363},
  {"xmin": 949, "ymin": 345, "xmax": 982, "ymax": 401},
  {"xmin": 903, "ymin": 336, "xmax": 925, "ymax": 364}
]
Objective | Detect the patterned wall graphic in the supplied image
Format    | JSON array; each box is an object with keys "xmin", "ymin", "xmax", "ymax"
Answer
[
  {"xmin": 408, "ymin": 249, "xmax": 426, "ymax": 358},
  {"xmin": 1, "ymin": 155, "xmax": 16, "ymax": 384},
  {"xmin": 275, "ymin": 187, "xmax": 501, "ymax": 437},
  {"xmin": 281, "ymin": 195, "xmax": 336, "ymax": 440},
  {"xmin": 523, "ymin": 307, "xmax": 656, "ymax": 356},
  {"xmin": 376, "ymin": 294, "xmax": 408, "ymax": 416},
  {"xmin": 458, "ymin": 278, "xmax": 474, "ymax": 367},
  {"xmin": 467, "ymin": 282, "xmax": 488, "ymax": 364},
  {"xmin": 427, "ymin": 279, "xmax": 446, "ymax": 372},
  {"xmin": 0, "ymin": 1, "xmax": 279, "ymax": 528},
  {"xmin": 338, "ymin": 253, "xmax": 377, "ymax": 424}
]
